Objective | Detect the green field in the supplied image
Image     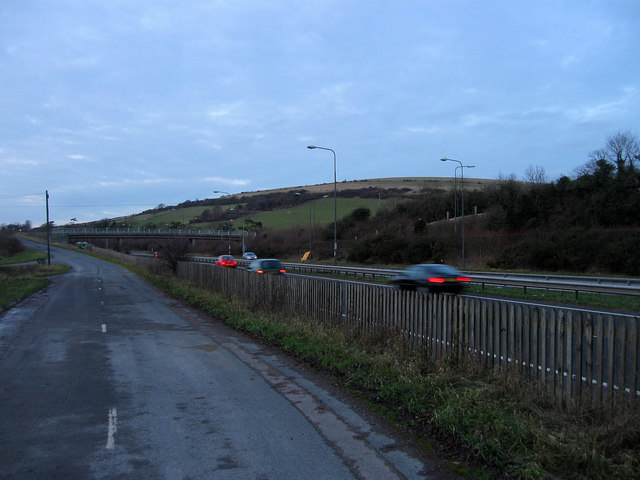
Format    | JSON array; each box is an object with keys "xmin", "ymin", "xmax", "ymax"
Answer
[
  {"xmin": 127, "ymin": 206, "xmax": 207, "ymax": 228},
  {"xmin": 124, "ymin": 197, "xmax": 393, "ymax": 231},
  {"xmin": 245, "ymin": 197, "xmax": 386, "ymax": 230}
]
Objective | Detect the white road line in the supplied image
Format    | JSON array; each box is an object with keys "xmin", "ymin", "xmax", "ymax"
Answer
[
  {"xmin": 101, "ymin": 324, "xmax": 107, "ymax": 333},
  {"xmin": 106, "ymin": 407, "xmax": 117, "ymax": 449}
]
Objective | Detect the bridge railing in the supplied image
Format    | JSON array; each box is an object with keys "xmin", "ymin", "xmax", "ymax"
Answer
[{"xmin": 52, "ymin": 227, "xmax": 255, "ymax": 238}]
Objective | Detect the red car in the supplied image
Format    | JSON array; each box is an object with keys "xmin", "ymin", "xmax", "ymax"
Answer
[{"xmin": 215, "ymin": 255, "xmax": 238, "ymax": 268}]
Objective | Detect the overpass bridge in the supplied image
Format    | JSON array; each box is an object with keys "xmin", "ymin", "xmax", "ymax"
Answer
[{"xmin": 49, "ymin": 227, "xmax": 255, "ymax": 248}]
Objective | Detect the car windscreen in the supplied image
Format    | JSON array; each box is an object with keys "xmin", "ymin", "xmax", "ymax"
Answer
[
  {"xmin": 261, "ymin": 261, "xmax": 282, "ymax": 269},
  {"xmin": 423, "ymin": 265, "xmax": 459, "ymax": 275}
]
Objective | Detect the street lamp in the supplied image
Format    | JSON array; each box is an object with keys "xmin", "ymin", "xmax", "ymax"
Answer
[
  {"xmin": 215, "ymin": 189, "xmax": 248, "ymax": 254},
  {"xmin": 308, "ymin": 145, "xmax": 338, "ymax": 265},
  {"xmin": 214, "ymin": 190, "xmax": 233, "ymax": 254},
  {"xmin": 441, "ymin": 158, "xmax": 475, "ymax": 269}
]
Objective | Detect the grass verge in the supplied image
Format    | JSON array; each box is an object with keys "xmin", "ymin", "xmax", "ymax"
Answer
[
  {"xmin": 0, "ymin": 262, "xmax": 70, "ymax": 309},
  {"xmin": 118, "ymin": 261, "xmax": 639, "ymax": 480},
  {"xmin": 465, "ymin": 283, "xmax": 640, "ymax": 312},
  {"xmin": 0, "ymin": 247, "xmax": 46, "ymax": 265}
]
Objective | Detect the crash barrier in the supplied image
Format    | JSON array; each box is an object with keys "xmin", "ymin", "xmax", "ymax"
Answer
[{"xmin": 90, "ymin": 246, "xmax": 639, "ymax": 407}]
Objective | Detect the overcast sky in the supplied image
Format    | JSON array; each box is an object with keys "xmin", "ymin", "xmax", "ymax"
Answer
[{"xmin": 1, "ymin": 1, "xmax": 638, "ymax": 227}]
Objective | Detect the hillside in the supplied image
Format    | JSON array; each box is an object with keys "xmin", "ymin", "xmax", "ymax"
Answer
[
  {"xmin": 107, "ymin": 176, "xmax": 498, "ymax": 230},
  {"xmin": 79, "ymin": 166, "xmax": 640, "ymax": 276},
  {"xmin": 228, "ymin": 176, "xmax": 497, "ymax": 197}
]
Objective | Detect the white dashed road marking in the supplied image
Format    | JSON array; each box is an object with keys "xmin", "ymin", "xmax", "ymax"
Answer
[{"xmin": 106, "ymin": 407, "xmax": 117, "ymax": 450}]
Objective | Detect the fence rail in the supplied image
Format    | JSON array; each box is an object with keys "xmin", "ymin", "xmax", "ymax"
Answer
[{"xmin": 91, "ymin": 246, "xmax": 640, "ymax": 407}]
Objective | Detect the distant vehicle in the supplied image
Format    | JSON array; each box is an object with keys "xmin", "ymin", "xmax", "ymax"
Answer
[
  {"xmin": 215, "ymin": 255, "xmax": 238, "ymax": 268},
  {"xmin": 242, "ymin": 252, "xmax": 257, "ymax": 260},
  {"xmin": 390, "ymin": 264, "xmax": 471, "ymax": 293},
  {"xmin": 247, "ymin": 258, "xmax": 286, "ymax": 275},
  {"xmin": 154, "ymin": 251, "xmax": 165, "ymax": 259}
]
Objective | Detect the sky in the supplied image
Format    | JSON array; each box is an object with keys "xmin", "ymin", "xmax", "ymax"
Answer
[{"xmin": 1, "ymin": 0, "xmax": 638, "ymax": 227}]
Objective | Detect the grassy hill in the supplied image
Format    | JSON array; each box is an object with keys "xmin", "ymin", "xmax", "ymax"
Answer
[{"xmin": 116, "ymin": 176, "xmax": 498, "ymax": 231}]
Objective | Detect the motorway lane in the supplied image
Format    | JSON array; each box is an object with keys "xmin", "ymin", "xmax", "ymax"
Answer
[{"xmin": 1, "ymin": 244, "xmax": 446, "ymax": 479}]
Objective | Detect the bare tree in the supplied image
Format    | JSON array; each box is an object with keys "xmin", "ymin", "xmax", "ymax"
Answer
[
  {"xmin": 604, "ymin": 130, "xmax": 639, "ymax": 172},
  {"xmin": 523, "ymin": 164, "xmax": 547, "ymax": 184},
  {"xmin": 160, "ymin": 237, "xmax": 191, "ymax": 272},
  {"xmin": 582, "ymin": 131, "xmax": 639, "ymax": 175}
]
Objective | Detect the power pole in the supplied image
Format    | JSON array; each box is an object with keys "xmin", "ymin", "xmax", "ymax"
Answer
[{"xmin": 46, "ymin": 190, "xmax": 51, "ymax": 265}]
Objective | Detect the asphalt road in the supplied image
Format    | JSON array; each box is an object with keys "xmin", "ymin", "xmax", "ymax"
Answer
[{"xmin": 0, "ymin": 243, "xmax": 452, "ymax": 480}]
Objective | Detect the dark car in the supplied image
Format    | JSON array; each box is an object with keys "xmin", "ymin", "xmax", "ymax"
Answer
[
  {"xmin": 247, "ymin": 258, "xmax": 286, "ymax": 275},
  {"xmin": 215, "ymin": 255, "xmax": 238, "ymax": 268},
  {"xmin": 390, "ymin": 264, "xmax": 470, "ymax": 293}
]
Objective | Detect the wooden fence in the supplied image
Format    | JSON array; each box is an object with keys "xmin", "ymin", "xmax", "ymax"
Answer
[
  {"xmin": 176, "ymin": 261, "xmax": 639, "ymax": 407},
  {"xmin": 88, "ymin": 247, "xmax": 639, "ymax": 407}
]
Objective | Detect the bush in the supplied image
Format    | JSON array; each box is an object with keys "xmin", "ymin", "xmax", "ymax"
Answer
[
  {"xmin": 347, "ymin": 234, "xmax": 448, "ymax": 264},
  {"xmin": 0, "ymin": 232, "xmax": 25, "ymax": 257},
  {"xmin": 595, "ymin": 235, "xmax": 640, "ymax": 275},
  {"xmin": 487, "ymin": 229, "xmax": 640, "ymax": 275}
]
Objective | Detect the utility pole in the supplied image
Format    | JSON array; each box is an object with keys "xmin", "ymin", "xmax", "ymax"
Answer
[{"xmin": 46, "ymin": 190, "xmax": 51, "ymax": 265}]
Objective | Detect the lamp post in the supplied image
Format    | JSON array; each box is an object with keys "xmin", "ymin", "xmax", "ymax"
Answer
[
  {"xmin": 214, "ymin": 190, "xmax": 233, "ymax": 254},
  {"xmin": 45, "ymin": 190, "xmax": 51, "ymax": 265},
  {"xmin": 308, "ymin": 145, "xmax": 337, "ymax": 265},
  {"xmin": 227, "ymin": 208, "xmax": 234, "ymax": 254},
  {"xmin": 440, "ymin": 158, "xmax": 475, "ymax": 269},
  {"xmin": 215, "ymin": 190, "xmax": 246, "ymax": 254}
]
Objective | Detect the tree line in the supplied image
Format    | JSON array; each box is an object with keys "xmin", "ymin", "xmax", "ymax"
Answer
[{"xmin": 338, "ymin": 131, "xmax": 640, "ymax": 274}]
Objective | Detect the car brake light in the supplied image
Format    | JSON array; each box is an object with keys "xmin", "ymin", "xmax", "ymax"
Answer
[
  {"xmin": 428, "ymin": 277, "xmax": 446, "ymax": 283},
  {"xmin": 257, "ymin": 270, "xmax": 264, "ymax": 274},
  {"xmin": 457, "ymin": 276, "xmax": 471, "ymax": 282},
  {"xmin": 280, "ymin": 269, "xmax": 286, "ymax": 273}
]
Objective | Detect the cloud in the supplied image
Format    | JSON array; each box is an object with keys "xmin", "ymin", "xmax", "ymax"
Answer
[
  {"xmin": 0, "ymin": 153, "xmax": 39, "ymax": 175},
  {"xmin": 567, "ymin": 88, "xmax": 637, "ymax": 123},
  {"xmin": 203, "ymin": 176, "xmax": 249, "ymax": 187},
  {"xmin": 398, "ymin": 126, "xmax": 442, "ymax": 135}
]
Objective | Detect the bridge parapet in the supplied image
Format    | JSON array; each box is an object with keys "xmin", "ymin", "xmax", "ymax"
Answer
[{"xmin": 52, "ymin": 227, "xmax": 253, "ymax": 240}]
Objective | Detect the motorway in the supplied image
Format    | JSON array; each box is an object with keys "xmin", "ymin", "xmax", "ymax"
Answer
[{"xmin": 0, "ymin": 243, "xmax": 453, "ymax": 479}]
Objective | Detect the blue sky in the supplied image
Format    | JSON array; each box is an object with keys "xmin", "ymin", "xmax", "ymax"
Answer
[{"xmin": 1, "ymin": 0, "xmax": 638, "ymax": 227}]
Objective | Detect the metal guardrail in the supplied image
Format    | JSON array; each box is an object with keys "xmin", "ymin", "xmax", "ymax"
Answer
[
  {"xmin": 473, "ymin": 271, "xmax": 640, "ymax": 287},
  {"xmin": 187, "ymin": 256, "xmax": 640, "ymax": 298}
]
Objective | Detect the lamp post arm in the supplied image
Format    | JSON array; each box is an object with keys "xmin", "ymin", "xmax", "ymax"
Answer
[{"xmin": 308, "ymin": 145, "xmax": 338, "ymax": 265}]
